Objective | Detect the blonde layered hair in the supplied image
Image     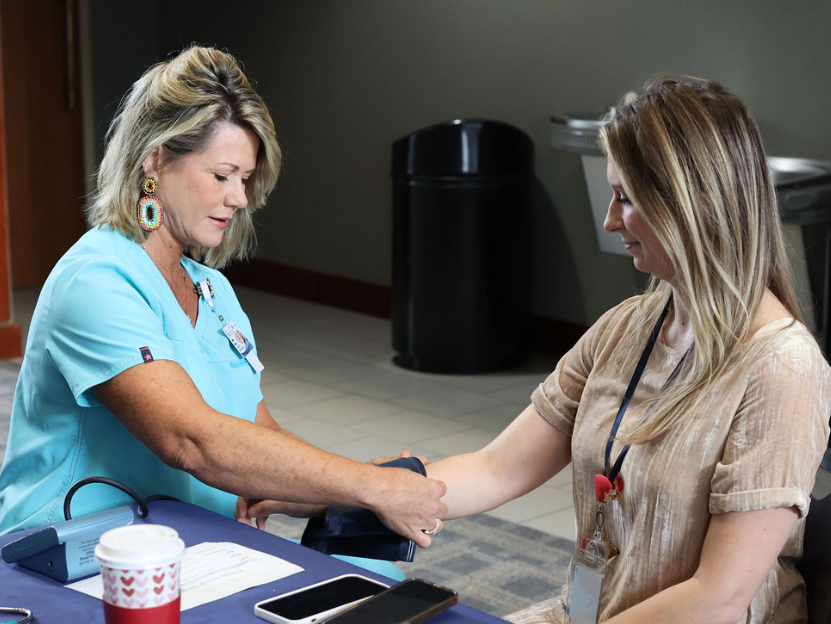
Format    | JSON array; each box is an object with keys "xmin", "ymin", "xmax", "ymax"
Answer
[
  {"xmin": 600, "ymin": 76, "xmax": 801, "ymax": 444},
  {"xmin": 86, "ymin": 46, "xmax": 281, "ymax": 268}
]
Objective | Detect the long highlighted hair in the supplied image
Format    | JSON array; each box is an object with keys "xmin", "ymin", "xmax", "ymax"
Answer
[{"xmin": 600, "ymin": 76, "xmax": 801, "ymax": 444}]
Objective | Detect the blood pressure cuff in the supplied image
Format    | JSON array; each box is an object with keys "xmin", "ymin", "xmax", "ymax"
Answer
[{"xmin": 300, "ymin": 457, "xmax": 426, "ymax": 562}]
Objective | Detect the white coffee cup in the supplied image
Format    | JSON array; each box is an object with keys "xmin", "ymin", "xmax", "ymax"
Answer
[{"xmin": 94, "ymin": 524, "xmax": 186, "ymax": 624}]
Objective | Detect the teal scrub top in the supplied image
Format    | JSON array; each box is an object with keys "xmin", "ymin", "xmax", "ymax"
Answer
[{"xmin": 0, "ymin": 226, "xmax": 263, "ymax": 534}]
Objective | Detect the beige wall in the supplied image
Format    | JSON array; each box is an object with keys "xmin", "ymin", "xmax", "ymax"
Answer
[{"xmin": 90, "ymin": 1, "xmax": 831, "ymax": 326}]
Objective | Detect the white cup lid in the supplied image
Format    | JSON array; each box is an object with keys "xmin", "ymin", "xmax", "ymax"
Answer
[{"xmin": 95, "ymin": 524, "xmax": 185, "ymax": 569}]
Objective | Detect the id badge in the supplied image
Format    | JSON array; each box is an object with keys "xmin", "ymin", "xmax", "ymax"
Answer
[
  {"xmin": 565, "ymin": 545, "xmax": 608, "ymax": 624},
  {"xmin": 222, "ymin": 320, "xmax": 264, "ymax": 373}
]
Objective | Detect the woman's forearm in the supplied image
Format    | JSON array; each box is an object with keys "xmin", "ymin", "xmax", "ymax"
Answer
[
  {"xmin": 429, "ymin": 405, "xmax": 572, "ymax": 520},
  {"xmin": 602, "ymin": 577, "xmax": 743, "ymax": 624},
  {"xmin": 427, "ymin": 451, "xmax": 505, "ymax": 519}
]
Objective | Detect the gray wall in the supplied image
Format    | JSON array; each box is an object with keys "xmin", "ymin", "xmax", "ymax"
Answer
[
  {"xmin": 87, "ymin": 1, "xmax": 831, "ymax": 326},
  {"xmin": 86, "ymin": 0, "xmax": 160, "ymax": 165}
]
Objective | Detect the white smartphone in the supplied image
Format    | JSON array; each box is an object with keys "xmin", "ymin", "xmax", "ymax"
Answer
[{"xmin": 254, "ymin": 574, "xmax": 390, "ymax": 624}]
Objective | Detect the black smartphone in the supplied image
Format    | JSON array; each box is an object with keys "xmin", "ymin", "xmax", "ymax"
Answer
[
  {"xmin": 324, "ymin": 578, "xmax": 458, "ymax": 624},
  {"xmin": 254, "ymin": 574, "xmax": 389, "ymax": 624}
]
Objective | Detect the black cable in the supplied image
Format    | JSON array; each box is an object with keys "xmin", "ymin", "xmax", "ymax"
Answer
[
  {"xmin": 144, "ymin": 494, "xmax": 180, "ymax": 504},
  {"xmin": 63, "ymin": 477, "xmax": 150, "ymax": 520}
]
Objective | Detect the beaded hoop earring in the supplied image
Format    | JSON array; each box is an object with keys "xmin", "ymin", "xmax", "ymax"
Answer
[{"xmin": 137, "ymin": 177, "xmax": 164, "ymax": 231}]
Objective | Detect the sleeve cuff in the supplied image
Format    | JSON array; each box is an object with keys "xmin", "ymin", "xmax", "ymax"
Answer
[
  {"xmin": 709, "ymin": 487, "xmax": 812, "ymax": 518},
  {"xmin": 531, "ymin": 384, "xmax": 574, "ymax": 438}
]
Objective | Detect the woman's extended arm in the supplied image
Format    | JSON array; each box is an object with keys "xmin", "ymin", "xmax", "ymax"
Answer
[
  {"xmin": 236, "ymin": 402, "xmax": 330, "ymax": 528},
  {"xmin": 94, "ymin": 359, "xmax": 447, "ymax": 547},
  {"xmin": 604, "ymin": 506, "xmax": 798, "ymax": 624},
  {"xmin": 427, "ymin": 404, "xmax": 572, "ymax": 519}
]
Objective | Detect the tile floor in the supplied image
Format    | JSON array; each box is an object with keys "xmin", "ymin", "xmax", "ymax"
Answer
[{"xmin": 9, "ymin": 284, "xmax": 577, "ymax": 541}]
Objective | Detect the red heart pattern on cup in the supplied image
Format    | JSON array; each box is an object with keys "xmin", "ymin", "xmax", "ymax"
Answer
[{"xmin": 101, "ymin": 562, "xmax": 180, "ymax": 609}]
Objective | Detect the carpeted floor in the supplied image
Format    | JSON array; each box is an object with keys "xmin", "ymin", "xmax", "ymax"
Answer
[{"xmin": 0, "ymin": 357, "xmax": 572, "ymax": 619}]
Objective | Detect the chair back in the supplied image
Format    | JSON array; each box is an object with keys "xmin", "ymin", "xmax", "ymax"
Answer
[{"xmin": 798, "ymin": 447, "xmax": 831, "ymax": 624}]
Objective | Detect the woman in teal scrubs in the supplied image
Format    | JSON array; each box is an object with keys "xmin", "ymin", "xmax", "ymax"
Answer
[{"xmin": 0, "ymin": 47, "xmax": 446, "ymax": 572}]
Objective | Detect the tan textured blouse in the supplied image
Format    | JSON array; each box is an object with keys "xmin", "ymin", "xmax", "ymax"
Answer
[{"xmin": 510, "ymin": 297, "xmax": 831, "ymax": 624}]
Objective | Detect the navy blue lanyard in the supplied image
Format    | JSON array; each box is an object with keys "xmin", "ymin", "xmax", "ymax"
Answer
[{"xmin": 604, "ymin": 299, "xmax": 688, "ymax": 481}]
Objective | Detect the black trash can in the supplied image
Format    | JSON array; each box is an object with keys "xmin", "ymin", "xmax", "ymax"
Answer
[{"xmin": 392, "ymin": 119, "xmax": 533, "ymax": 373}]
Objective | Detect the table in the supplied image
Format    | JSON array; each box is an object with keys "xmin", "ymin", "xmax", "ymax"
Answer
[{"xmin": 0, "ymin": 500, "xmax": 506, "ymax": 623}]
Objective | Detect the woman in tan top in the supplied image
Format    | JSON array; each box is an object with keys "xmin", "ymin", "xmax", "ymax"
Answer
[{"xmin": 426, "ymin": 77, "xmax": 831, "ymax": 623}]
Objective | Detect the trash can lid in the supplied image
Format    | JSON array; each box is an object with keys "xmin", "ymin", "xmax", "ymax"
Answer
[{"xmin": 392, "ymin": 119, "xmax": 533, "ymax": 178}]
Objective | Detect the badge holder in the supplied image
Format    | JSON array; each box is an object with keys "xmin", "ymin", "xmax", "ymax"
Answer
[
  {"xmin": 566, "ymin": 497, "xmax": 619, "ymax": 624},
  {"xmin": 197, "ymin": 278, "xmax": 264, "ymax": 373},
  {"xmin": 566, "ymin": 542, "xmax": 609, "ymax": 624}
]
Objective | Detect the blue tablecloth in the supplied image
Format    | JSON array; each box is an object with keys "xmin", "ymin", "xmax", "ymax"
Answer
[{"xmin": 0, "ymin": 500, "xmax": 506, "ymax": 623}]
